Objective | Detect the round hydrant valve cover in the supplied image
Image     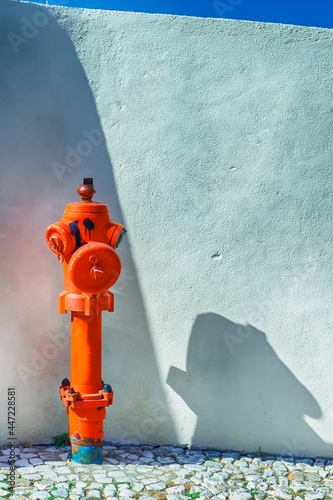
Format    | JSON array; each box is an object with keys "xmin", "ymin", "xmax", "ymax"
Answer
[{"xmin": 68, "ymin": 241, "xmax": 121, "ymax": 294}]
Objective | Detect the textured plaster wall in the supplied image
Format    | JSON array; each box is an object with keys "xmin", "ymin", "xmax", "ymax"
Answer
[{"xmin": 0, "ymin": 0, "xmax": 333, "ymax": 457}]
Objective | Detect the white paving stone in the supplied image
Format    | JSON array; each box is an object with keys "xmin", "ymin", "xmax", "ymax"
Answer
[
  {"xmin": 108, "ymin": 470, "xmax": 127, "ymax": 477},
  {"xmin": 30, "ymin": 458, "xmax": 44, "ymax": 465},
  {"xmin": 52, "ymin": 488, "xmax": 69, "ymax": 498},
  {"xmin": 257, "ymin": 482, "xmax": 269, "ymax": 491},
  {"xmin": 16, "ymin": 458, "xmax": 32, "ymax": 467},
  {"xmin": 104, "ymin": 457, "xmax": 120, "ymax": 465},
  {"xmin": 20, "ymin": 453, "xmax": 37, "ymax": 459},
  {"xmin": 1, "ymin": 448, "xmax": 20, "ymax": 455},
  {"xmin": 57, "ymin": 482, "xmax": 69, "ymax": 489},
  {"xmin": 66, "ymin": 474, "xmax": 79, "ymax": 481},
  {"xmin": 131, "ymin": 481, "xmax": 144, "ymax": 492},
  {"xmin": 34, "ymin": 480, "xmax": 54, "ymax": 490},
  {"xmin": 22, "ymin": 473, "xmax": 43, "ymax": 480},
  {"xmin": 104, "ymin": 484, "xmax": 116, "ymax": 493},
  {"xmin": 190, "ymin": 485, "xmax": 214, "ymax": 497},
  {"xmin": 41, "ymin": 472, "xmax": 58, "ymax": 480},
  {"xmin": 53, "ymin": 476, "xmax": 69, "ymax": 483},
  {"xmin": 30, "ymin": 492, "xmax": 51, "ymax": 500},
  {"xmin": 86, "ymin": 490, "xmax": 101, "ymax": 498},
  {"xmin": 166, "ymin": 485, "xmax": 186, "ymax": 494},
  {"xmin": 229, "ymin": 491, "xmax": 252, "ymax": 500},
  {"xmin": 87, "ymin": 482, "xmax": 104, "ymax": 489},
  {"xmin": 269, "ymin": 490, "xmax": 293, "ymax": 500},
  {"xmin": 205, "ymin": 484, "xmax": 221, "ymax": 495},
  {"xmin": 17, "ymin": 466, "xmax": 37, "ymax": 474},
  {"xmin": 305, "ymin": 493, "xmax": 326, "ymax": 500},
  {"xmin": 146, "ymin": 482, "xmax": 167, "ymax": 491},
  {"xmin": 54, "ymin": 467, "xmax": 72, "ymax": 474},
  {"xmin": 70, "ymin": 488, "xmax": 84, "ymax": 495}
]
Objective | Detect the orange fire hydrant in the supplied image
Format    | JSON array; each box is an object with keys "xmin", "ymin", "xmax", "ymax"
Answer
[{"xmin": 46, "ymin": 178, "xmax": 126, "ymax": 464}]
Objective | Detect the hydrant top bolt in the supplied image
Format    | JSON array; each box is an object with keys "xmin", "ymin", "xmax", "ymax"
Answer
[
  {"xmin": 83, "ymin": 178, "xmax": 93, "ymax": 185},
  {"xmin": 77, "ymin": 177, "xmax": 96, "ymax": 202},
  {"xmin": 102, "ymin": 384, "xmax": 112, "ymax": 393},
  {"xmin": 61, "ymin": 378, "xmax": 70, "ymax": 387}
]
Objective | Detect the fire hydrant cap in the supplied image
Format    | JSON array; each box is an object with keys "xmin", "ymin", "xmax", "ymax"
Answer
[{"xmin": 64, "ymin": 202, "xmax": 109, "ymax": 214}]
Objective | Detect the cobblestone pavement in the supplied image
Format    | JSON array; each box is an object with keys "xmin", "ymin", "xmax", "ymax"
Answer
[{"xmin": 1, "ymin": 443, "xmax": 333, "ymax": 500}]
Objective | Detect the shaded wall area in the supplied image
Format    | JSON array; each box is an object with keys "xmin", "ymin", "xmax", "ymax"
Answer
[{"xmin": 0, "ymin": 0, "xmax": 175, "ymax": 446}]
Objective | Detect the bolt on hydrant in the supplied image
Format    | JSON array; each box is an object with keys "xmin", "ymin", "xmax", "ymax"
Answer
[{"xmin": 46, "ymin": 178, "xmax": 126, "ymax": 464}]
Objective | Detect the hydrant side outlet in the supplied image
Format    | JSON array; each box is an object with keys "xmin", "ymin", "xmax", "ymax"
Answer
[{"xmin": 46, "ymin": 179, "xmax": 125, "ymax": 464}]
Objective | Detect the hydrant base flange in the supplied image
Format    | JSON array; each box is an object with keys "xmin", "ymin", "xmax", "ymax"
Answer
[
  {"xmin": 71, "ymin": 438, "xmax": 102, "ymax": 464},
  {"xmin": 72, "ymin": 446, "xmax": 102, "ymax": 464}
]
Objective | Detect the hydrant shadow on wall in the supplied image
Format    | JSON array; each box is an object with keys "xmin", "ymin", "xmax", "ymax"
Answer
[{"xmin": 46, "ymin": 178, "xmax": 126, "ymax": 464}]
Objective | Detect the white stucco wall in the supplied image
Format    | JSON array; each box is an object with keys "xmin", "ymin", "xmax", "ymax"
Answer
[{"xmin": 0, "ymin": 0, "xmax": 333, "ymax": 457}]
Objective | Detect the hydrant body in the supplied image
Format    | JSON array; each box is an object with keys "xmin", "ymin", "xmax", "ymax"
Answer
[{"xmin": 46, "ymin": 179, "xmax": 125, "ymax": 464}]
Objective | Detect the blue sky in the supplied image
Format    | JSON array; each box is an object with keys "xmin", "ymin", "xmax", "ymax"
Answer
[{"xmin": 31, "ymin": 0, "xmax": 333, "ymax": 28}]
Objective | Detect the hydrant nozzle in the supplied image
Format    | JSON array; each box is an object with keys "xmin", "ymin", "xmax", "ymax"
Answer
[{"xmin": 46, "ymin": 179, "xmax": 125, "ymax": 464}]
